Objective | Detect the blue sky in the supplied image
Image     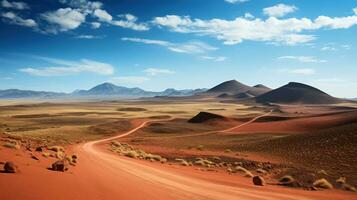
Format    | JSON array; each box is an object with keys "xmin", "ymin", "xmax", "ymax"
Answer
[{"xmin": 0, "ymin": 0, "xmax": 357, "ymax": 98}]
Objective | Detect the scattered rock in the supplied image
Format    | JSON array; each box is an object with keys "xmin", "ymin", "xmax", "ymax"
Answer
[
  {"xmin": 313, "ymin": 178, "xmax": 333, "ymax": 189},
  {"xmin": 51, "ymin": 160, "xmax": 68, "ymax": 172},
  {"xmin": 35, "ymin": 147, "xmax": 43, "ymax": 152},
  {"xmin": 256, "ymin": 168, "xmax": 267, "ymax": 174},
  {"xmin": 235, "ymin": 166, "xmax": 253, "ymax": 177},
  {"xmin": 48, "ymin": 146, "xmax": 64, "ymax": 152},
  {"xmin": 4, "ymin": 162, "xmax": 17, "ymax": 173},
  {"xmin": 252, "ymin": 176, "xmax": 265, "ymax": 186}
]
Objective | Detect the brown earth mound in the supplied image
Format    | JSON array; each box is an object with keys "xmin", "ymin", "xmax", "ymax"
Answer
[
  {"xmin": 256, "ymin": 82, "xmax": 342, "ymax": 104},
  {"xmin": 188, "ymin": 112, "xmax": 227, "ymax": 123}
]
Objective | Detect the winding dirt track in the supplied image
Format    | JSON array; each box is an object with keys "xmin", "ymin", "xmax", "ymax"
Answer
[{"xmin": 77, "ymin": 114, "xmax": 344, "ymax": 200}]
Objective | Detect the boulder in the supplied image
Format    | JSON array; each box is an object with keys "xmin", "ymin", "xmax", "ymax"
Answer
[
  {"xmin": 252, "ymin": 176, "xmax": 265, "ymax": 186},
  {"xmin": 51, "ymin": 160, "xmax": 68, "ymax": 172},
  {"xmin": 4, "ymin": 162, "xmax": 17, "ymax": 173}
]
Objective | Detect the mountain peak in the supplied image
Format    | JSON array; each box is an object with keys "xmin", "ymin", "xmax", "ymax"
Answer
[{"xmin": 207, "ymin": 80, "xmax": 251, "ymax": 93}]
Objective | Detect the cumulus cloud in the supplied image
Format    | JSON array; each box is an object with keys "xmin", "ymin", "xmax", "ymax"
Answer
[
  {"xmin": 200, "ymin": 56, "xmax": 227, "ymax": 62},
  {"xmin": 41, "ymin": 8, "xmax": 86, "ymax": 33},
  {"xmin": 121, "ymin": 37, "xmax": 217, "ymax": 54},
  {"xmin": 109, "ymin": 76, "xmax": 149, "ymax": 84},
  {"xmin": 224, "ymin": 0, "xmax": 249, "ymax": 4},
  {"xmin": 110, "ymin": 14, "xmax": 149, "ymax": 31},
  {"xmin": 58, "ymin": 0, "xmax": 148, "ymax": 31},
  {"xmin": 263, "ymin": 4, "xmax": 297, "ymax": 18},
  {"xmin": 152, "ymin": 10, "xmax": 357, "ymax": 45},
  {"xmin": 93, "ymin": 8, "xmax": 112, "ymax": 22},
  {"xmin": 143, "ymin": 68, "xmax": 175, "ymax": 76},
  {"xmin": 91, "ymin": 22, "xmax": 100, "ymax": 29},
  {"xmin": 354, "ymin": 7, "xmax": 357, "ymax": 15},
  {"xmin": 19, "ymin": 57, "xmax": 114, "ymax": 76},
  {"xmin": 1, "ymin": 12, "xmax": 37, "ymax": 27},
  {"xmin": 1, "ymin": 0, "xmax": 29, "ymax": 10},
  {"xmin": 278, "ymin": 56, "xmax": 327, "ymax": 63}
]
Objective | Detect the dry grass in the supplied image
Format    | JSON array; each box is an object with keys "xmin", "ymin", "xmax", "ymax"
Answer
[{"xmin": 313, "ymin": 178, "xmax": 333, "ymax": 189}]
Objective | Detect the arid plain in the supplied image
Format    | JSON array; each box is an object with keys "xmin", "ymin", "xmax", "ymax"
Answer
[{"xmin": 1, "ymin": 93, "xmax": 357, "ymax": 200}]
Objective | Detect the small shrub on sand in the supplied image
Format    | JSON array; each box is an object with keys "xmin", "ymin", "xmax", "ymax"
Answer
[
  {"xmin": 235, "ymin": 166, "xmax": 253, "ymax": 177},
  {"xmin": 42, "ymin": 152, "xmax": 50, "ymax": 157},
  {"xmin": 175, "ymin": 158, "xmax": 189, "ymax": 166},
  {"xmin": 313, "ymin": 178, "xmax": 333, "ymax": 189},
  {"xmin": 336, "ymin": 177, "xmax": 346, "ymax": 184},
  {"xmin": 317, "ymin": 169, "xmax": 328, "ymax": 175},
  {"xmin": 160, "ymin": 158, "xmax": 167, "ymax": 164},
  {"xmin": 48, "ymin": 146, "xmax": 64, "ymax": 152},
  {"xmin": 125, "ymin": 151, "xmax": 139, "ymax": 158},
  {"xmin": 256, "ymin": 168, "xmax": 267, "ymax": 174},
  {"xmin": 279, "ymin": 175, "xmax": 295, "ymax": 185},
  {"xmin": 224, "ymin": 149, "xmax": 232, "ymax": 153},
  {"xmin": 3, "ymin": 142, "xmax": 20, "ymax": 149},
  {"xmin": 196, "ymin": 145, "xmax": 204, "ymax": 151}
]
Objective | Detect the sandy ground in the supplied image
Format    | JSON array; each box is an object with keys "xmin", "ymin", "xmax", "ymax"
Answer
[{"xmin": 1, "ymin": 119, "xmax": 356, "ymax": 200}]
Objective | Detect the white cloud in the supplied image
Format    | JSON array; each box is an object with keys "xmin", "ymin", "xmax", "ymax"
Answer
[
  {"xmin": 41, "ymin": 8, "xmax": 86, "ymax": 33},
  {"xmin": 110, "ymin": 14, "xmax": 149, "ymax": 31},
  {"xmin": 59, "ymin": 0, "xmax": 102, "ymax": 14},
  {"xmin": 121, "ymin": 37, "xmax": 217, "ymax": 54},
  {"xmin": 93, "ymin": 8, "xmax": 112, "ymax": 22},
  {"xmin": 91, "ymin": 21, "xmax": 100, "ymax": 29},
  {"xmin": 200, "ymin": 56, "xmax": 227, "ymax": 62},
  {"xmin": 320, "ymin": 46, "xmax": 337, "ymax": 51},
  {"xmin": 354, "ymin": 7, "xmax": 357, "ymax": 15},
  {"xmin": 263, "ymin": 4, "xmax": 297, "ymax": 18},
  {"xmin": 109, "ymin": 76, "xmax": 149, "ymax": 84},
  {"xmin": 1, "ymin": 0, "xmax": 29, "ymax": 10},
  {"xmin": 75, "ymin": 34, "xmax": 103, "ymax": 39},
  {"xmin": 224, "ymin": 0, "xmax": 249, "ymax": 4},
  {"xmin": 278, "ymin": 56, "xmax": 327, "ymax": 63},
  {"xmin": 143, "ymin": 68, "xmax": 175, "ymax": 76},
  {"xmin": 152, "ymin": 9, "xmax": 357, "ymax": 46},
  {"xmin": 290, "ymin": 68, "xmax": 315, "ymax": 75},
  {"xmin": 244, "ymin": 12, "xmax": 254, "ymax": 19},
  {"xmin": 1, "ymin": 12, "xmax": 37, "ymax": 27},
  {"xmin": 19, "ymin": 57, "xmax": 114, "ymax": 76}
]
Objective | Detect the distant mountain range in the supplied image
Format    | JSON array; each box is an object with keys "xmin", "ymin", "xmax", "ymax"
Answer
[
  {"xmin": 0, "ymin": 80, "xmax": 348, "ymax": 105},
  {"xmin": 0, "ymin": 82, "xmax": 207, "ymax": 99}
]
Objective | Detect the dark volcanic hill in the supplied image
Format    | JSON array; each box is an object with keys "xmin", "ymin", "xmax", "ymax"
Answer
[
  {"xmin": 188, "ymin": 112, "xmax": 227, "ymax": 123},
  {"xmin": 206, "ymin": 80, "xmax": 251, "ymax": 94},
  {"xmin": 256, "ymin": 82, "xmax": 342, "ymax": 104}
]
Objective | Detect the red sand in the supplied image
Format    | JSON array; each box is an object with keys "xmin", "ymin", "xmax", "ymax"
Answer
[
  {"xmin": 1, "ymin": 119, "xmax": 357, "ymax": 200},
  {"xmin": 226, "ymin": 110, "xmax": 357, "ymax": 134}
]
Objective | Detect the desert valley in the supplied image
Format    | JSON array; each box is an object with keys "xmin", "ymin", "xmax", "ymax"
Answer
[
  {"xmin": 1, "ymin": 80, "xmax": 356, "ymax": 200},
  {"xmin": 1, "ymin": 0, "xmax": 357, "ymax": 199}
]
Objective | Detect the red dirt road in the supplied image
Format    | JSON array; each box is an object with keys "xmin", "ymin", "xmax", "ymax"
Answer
[{"xmin": 1, "ymin": 118, "xmax": 356, "ymax": 200}]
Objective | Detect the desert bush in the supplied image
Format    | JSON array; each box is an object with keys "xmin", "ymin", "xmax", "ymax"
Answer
[
  {"xmin": 336, "ymin": 177, "xmax": 346, "ymax": 184},
  {"xmin": 3, "ymin": 142, "xmax": 20, "ymax": 149},
  {"xmin": 279, "ymin": 175, "xmax": 295, "ymax": 185},
  {"xmin": 313, "ymin": 178, "xmax": 333, "ymax": 189},
  {"xmin": 235, "ymin": 166, "xmax": 253, "ymax": 177},
  {"xmin": 125, "ymin": 151, "xmax": 139, "ymax": 158},
  {"xmin": 48, "ymin": 146, "xmax": 64, "ymax": 152},
  {"xmin": 196, "ymin": 145, "xmax": 204, "ymax": 151},
  {"xmin": 256, "ymin": 168, "xmax": 267, "ymax": 174}
]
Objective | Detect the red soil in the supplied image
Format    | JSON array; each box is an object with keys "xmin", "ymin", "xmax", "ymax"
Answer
[
  {"xmin": 1, "ymin": 119, "xmax": 356, "ymax": 200},
  {"xmin": 226, "ymin": 110, "xmax": 357, "ymax": 134}
]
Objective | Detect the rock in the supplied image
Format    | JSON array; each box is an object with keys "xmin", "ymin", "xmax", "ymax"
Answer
[
  {"xmin": 252, "ymin": 176, "xmax": 265, "ymax": 186},
  {"xmin": 279, "ymin": 175, "xmax": 295, "ymax": 186},
  {"xmin": 31, "ymin": 154, "xmax": 39, "ymax": 160},
  {"xmin": 35, "ymin": 147, "xmax": 43, "ymax": 152},
  {"xmin": 51, "ymin": 160, "xmax": 68, "ymax": 172},
  {"xmin": 4, "ymin": 162, "xmax": 17, "ymax": 173}
]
